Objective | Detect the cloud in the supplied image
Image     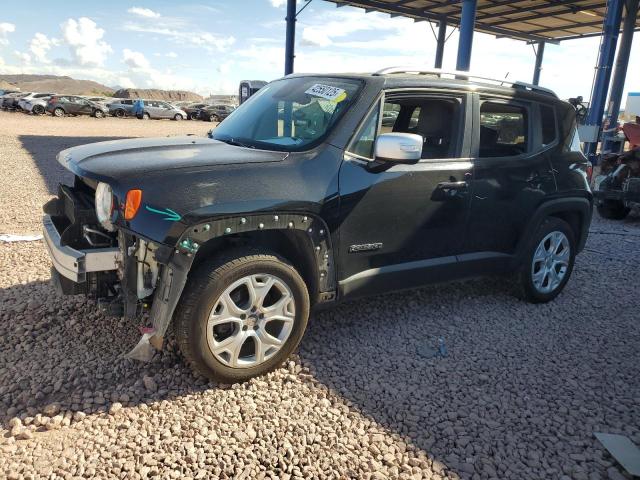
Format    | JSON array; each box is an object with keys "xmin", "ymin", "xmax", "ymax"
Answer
[
  {"xmin": 299, "ymin": 10, "xmax": 417, "ymax": 48},
  {"xmin": 270, "ymin": 0, "xmax": 287, "ymax": 7},
  {"xmin": 0, "ymin": 22, "xmax": 15, "ymax": 46},
  {"xmin": 29, "ymin": 33, "xmax": 59, "ymax": 63},
  {"xmin": 122, "ymin": 22, "xmax": 235, "ymax": 52},
  {"xmin": 61, "ymin": 17, "xmax": 112, "ymax": 66},
  {"xmin": 123, "ymin": 48, "xmax": 150, "ymax": 69},
  {"xmin": 117, "ymin": 76, "xmax": 136, "ymax": 88},
  {"xmin": 166, "ymin": 51, "xmax": 178, "ymax": 58},
  {"xmin": 14, "ymin": 51, "xmax": 31, "ymax": 65},
  {"xmin": 127, "ymin": 7, "xmax": 161, "ymax": 18}
]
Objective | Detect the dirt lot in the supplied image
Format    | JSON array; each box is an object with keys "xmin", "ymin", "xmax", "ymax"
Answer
[{"xmin": 1, "ymin": 110, "xmax": 639, "ymax": 480}]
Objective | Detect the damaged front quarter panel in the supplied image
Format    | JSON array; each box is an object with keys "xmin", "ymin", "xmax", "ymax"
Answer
[{"xmin": 127, "ymin": 212, "xmax": 337, "ymax": 360}]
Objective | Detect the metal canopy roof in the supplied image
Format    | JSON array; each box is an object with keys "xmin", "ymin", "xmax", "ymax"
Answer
[{"xmin": 325, "ymin": 0, "xmax": 640, "ymax": 43}]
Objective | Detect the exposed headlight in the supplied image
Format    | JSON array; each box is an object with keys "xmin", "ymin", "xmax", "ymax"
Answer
[{"xmin": 95, "ymin": 182, "xmax": 115, "ymax": 231}]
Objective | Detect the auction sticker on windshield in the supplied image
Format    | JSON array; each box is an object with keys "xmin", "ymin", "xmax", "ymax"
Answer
[{"xmin": 305, "ymin": 84, "xmax": 347, "ymax": 102}]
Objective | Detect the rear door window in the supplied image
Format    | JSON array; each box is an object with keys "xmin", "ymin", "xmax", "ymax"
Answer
[{"xmin": 479, "ymin": 101, "xmax": 529, "ymax": 157}]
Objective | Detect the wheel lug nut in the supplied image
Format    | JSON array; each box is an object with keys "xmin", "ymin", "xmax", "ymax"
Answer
[
  {"xmin": 240, "ymin": 314, "xmax": 246, "ymax": 320},
  {"xmin": 242, "ymin": 326, "xmax": 248, "ymax": 331}
]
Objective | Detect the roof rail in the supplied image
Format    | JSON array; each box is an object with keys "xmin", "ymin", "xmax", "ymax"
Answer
[{"xmin": 373, "ymin": 67, "xmax": 557, "ymax": 97}]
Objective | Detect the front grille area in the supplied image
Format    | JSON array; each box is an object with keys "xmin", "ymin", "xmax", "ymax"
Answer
[{"xmin": 43, "ymin": 180, "xmax": 114, "ymax": 249}]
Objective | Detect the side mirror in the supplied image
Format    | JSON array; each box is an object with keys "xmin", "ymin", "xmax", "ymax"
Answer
[{"xmin": 374, "ymin": 133, "xmax": 423, "ymax": 163}]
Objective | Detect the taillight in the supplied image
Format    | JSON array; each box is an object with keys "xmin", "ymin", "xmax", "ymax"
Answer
[
  {"xmin": 124, "ymin": 189, "xmax": 142, "ymax": 220},
  {"xmin": 586, "ymin": 164, "xmax": 593, "ymax": 182}
]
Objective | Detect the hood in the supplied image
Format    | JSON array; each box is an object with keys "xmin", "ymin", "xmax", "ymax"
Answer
[{"xmin": 57, "ymin": 136, "xmax": 288, "ymax": 182}]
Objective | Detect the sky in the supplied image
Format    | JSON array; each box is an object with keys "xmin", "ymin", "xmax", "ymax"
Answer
[{"xmin": 0, "ymin": 0, "xmax": 639, "ymax": 100}]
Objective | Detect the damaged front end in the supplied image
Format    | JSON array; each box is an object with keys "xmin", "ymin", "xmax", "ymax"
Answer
[{"xmin": 43, "ymin": 176, "xmax": 187, "ymax": 361}]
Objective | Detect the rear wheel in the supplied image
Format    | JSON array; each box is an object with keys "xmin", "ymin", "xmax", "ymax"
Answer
[
  {"xmin": 189, "ymin": 112, "xmax": 199, "ymax": 120},
  {"xmin": 175, "ymin": 249, "xmax": 310, "ymax": 383},
  {"xmin": 518, "ymin": 217, "xmax": 576, "ymax": 303},
  {"xmin": 93, "ymin": 109, "xmax": 104, "ymax": 118},
  {"xmin": 114, "ymin": 109, "xmax": 125, "ymax": 118},
  {"xmin": 53, "ymin": 107, "xmax": 65, "ymax": 117},
  {"xmin": 596, "ymin": 200, "xmax": 630, "ymax": 220},
  {"xmin": 32, "ymin": 105, "xmax": 45, "ymax": 115},
  {"xmin": 208, "ymin": 114, "xmax": 219, "ymax": 122},
  {"xmin": 143, "ymin": 112, "xmax": 151, "ymax": 120},
  {"xmin": 174, "ymin": 113, "xmax": 183, "ymax": 121}
]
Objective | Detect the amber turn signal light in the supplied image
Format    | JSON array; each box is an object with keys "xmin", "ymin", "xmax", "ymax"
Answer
[{"xmin": 124, "ymin": 189, "xmax": 142, "ymax": 220}]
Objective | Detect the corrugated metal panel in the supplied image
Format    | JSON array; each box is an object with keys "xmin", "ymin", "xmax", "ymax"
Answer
[{"xmin": 326, "ymin": 0, "xmax": 640, "ymax": 42}]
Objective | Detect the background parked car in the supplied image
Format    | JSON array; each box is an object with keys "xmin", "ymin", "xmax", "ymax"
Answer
[
  {"xmin": 107, "ymin": 98, "xmax": 135, "ymax": 117},
  {"xmin": 85, "ymin": 96, "xmax": 112, "ymax": 107},
  {"xmin": 46, "ymin": 95, "xmax": 108, "ymax": 118},
  {"xmin": 143, "ymin": 100, "xmax": 187, "ymax": 120},
  {"xmin": 18, "ymin": 92, "xmax": 55, "ymax": 112},
  {"xmin": 21, "ymin": 94, "xmax": 54, "ymax": 115},
  {"xmin": 1, "ymin": 92, "xmax": 30, "ymax": 110},
  {"xmin": 198, "ymin": 104, "xmax": 235, "ymax": 122},
  {"xmin": 183, "ymin": 102, "xmax": 211, "ymax": 120}
]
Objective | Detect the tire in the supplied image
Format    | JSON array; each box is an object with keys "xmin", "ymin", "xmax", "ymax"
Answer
[
  {"xmin": 143, "ymin": 112, "xmax": 150, "ymax": 120},
  {"xmin": 93, "ymin": 109, "xmax": 104, "ymax": 118},
  {"xmin": 517, "ymin": 217, "xmax": 576, "ymax": 303},
  {"xmin": 33, "ymin": 105, "xmax": 45, "ymax": 115},
  {"xmin": 596, "ymin": 200, "xmax": 630, "ymax": 220},
  {"xmin": 174, "ymin": 113, "xmax": 183, "ymax": 121},
  {"xmin": 175, "ymin": 249, "xmax": 310, "ymax": 383},
  {"xmin": 208, "ymin": 114, "xmax": 219, "ymax": 122},
  {"xmin": 189, "ymin": 112, "xmax": 199, "ymax": 120},
  {"xmin": 114, "ymin": 109, "xmax": 125, "ymax": 118},
  {"xmin": 53, "ymin": 107, "xmax": 65, "ymax": 117}
]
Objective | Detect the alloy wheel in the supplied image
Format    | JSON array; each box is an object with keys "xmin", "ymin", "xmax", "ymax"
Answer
[
  {"xmin": 531, "ymin": 231, "xmax": 570, "ymax": 294},
  {"xmin": 206, "ymin": 274, "xmax": 295, "ymax": 368}
]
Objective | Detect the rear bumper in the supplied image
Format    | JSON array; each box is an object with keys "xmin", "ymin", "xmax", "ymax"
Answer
[{"xmin": 43, "ymin": 214, "xmax": 120, "ymax": 283}]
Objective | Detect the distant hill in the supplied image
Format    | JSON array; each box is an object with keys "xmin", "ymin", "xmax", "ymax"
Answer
[
  {"xmin": 0, "ymin": 74, "xmax": 205, "ymax": 101},
  {"xmin": 114, "ymin": 88, "xmax": 202, "ymax": 102},
  {"xmin": 0, "ymin": 74, "xmax": 114, "ymax": 96},
  {"xmin": 0, "ymin": 79, "xmax": 18, "ymax": 91}
]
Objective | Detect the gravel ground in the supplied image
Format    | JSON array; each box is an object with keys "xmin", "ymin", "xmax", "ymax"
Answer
[{"xmin": 1, "ymin": 110, "xmax": 639, "ymax": 480}]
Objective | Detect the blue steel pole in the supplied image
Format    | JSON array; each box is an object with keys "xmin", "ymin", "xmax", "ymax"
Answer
[
  {"xmin": 584, "ymin": 0, "xmax": 625, "ymax": 164},
  {"xmin": 456, "ymin": 0, "xmax": 478, "ymax": 71},
  {"xmin": 602, "ymin": 0, "xmax": 639, "ymax": 153},
  {"xmin": 435, "ymin": 18, "xmax": 447, "ymax": 69},
  {"xmin": 284, "ymin": 0, "xmax": 296, "ymax": 76},
  {"xmin": 532, "ymin": 42, "xmax": 545, "ymax": 85}
]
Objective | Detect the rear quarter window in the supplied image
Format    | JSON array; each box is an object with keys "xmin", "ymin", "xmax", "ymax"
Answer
[{"xmin": 540, "ymin": 104, "xmax": 557, "ymax": 146}]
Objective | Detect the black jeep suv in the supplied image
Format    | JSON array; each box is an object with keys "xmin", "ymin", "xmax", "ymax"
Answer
[{"xmin": 43, "ymin": 69, "xmax": 592, "ymax": 383}]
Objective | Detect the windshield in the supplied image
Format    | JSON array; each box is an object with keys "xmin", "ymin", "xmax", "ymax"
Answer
[{"xmin": 211, "ymin": 76, "xmax": 363, "ymax": 151}]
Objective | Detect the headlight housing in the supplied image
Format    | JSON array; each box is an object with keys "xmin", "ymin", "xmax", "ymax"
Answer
[{"xmin": 95, "ymin": 182, "xmax": 115, "ymax": 231}]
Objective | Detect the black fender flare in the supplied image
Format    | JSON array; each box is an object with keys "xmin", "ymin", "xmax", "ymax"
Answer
[
  {"xmin": 176, "ymin": 213, "xmax": 335, "ymax": 293},
  {"xmin": 514, "ymin": 197, "xmax": 593, "ymax": 263},
  {"xmin": 147, "ymin": 213, "xmax": 336, "ymax": 347}
]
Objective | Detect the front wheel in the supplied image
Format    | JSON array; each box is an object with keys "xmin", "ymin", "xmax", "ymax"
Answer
[
  {"xmin": 518, "ymin": 217, "xmax": 576, "ymax": 303},
  {"xmin": 93, "ymin": 109, "xmax": 105, "ymax": 118},
  {"xmin": 174, "ymin": 113, "xmax": 183, "ymax": 121},
  {"xmin": 208, "ymin": 114, "xmax": 219, "ymax": 122},
  {"xmin": 32, "ymin": 105, "xmax": 45, "ymax": 115},
  {"xmin": 143, "ymin": 112, "xmax": 150, "ymax": 120},
  {"xmin": 175, "ymin": 249, "xmax": 310, "ymax": 383},
  {"xmin": 53, "ymin": 107, "xmax": 65, "ymax": 117}
]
